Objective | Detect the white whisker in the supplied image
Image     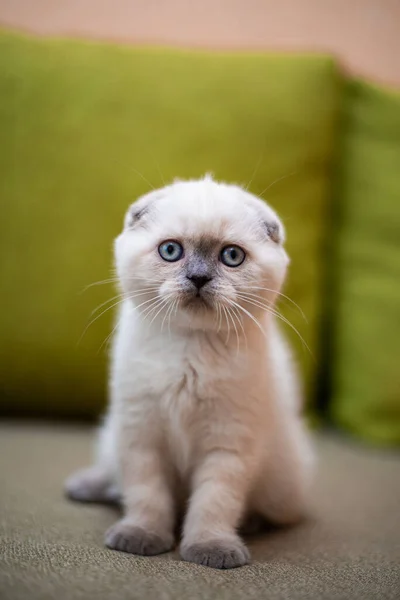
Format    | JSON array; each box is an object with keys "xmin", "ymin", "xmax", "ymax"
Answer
[
  {"xmin": 241, "ymin": 286, "xmax": 307, "ymax": 322},
  {"xmin": 81, "ymin": 275, "xmax": 165, "ymax": 294},
  {"xmin": 148, "ymin": 296, "xmax": 172, "ymax": 329},
  {"xmin": 168, "ymin": 299, "xmax": 178, "ymax": 337},
  {"xmin": 97, "ymin": 317, "xmax": 121, "ymax": 355},
  {"xmin": 245, "ymin": 155, "xmax": 263, "ymax": 191},
  {"xmin": 77, "ymin": 297, "xmax": 127, "ymax": 345},
  {"xmin": 129, "ymin": 166, "xmax": 155, "ymax": 191},
  {"xmin": 229, "ymin": 299, "xmax": 267, "ymax": 341},
  {"xmin": 230, "ymin": 303, "xmax": 248, "ymax": 352},
  {"xmin": 90, "ymin": 294, "xmax": 122, "ymax": 317},
  {"xmin": 161, "ymin": 298, "xmax": 175, "ymax": 333},
  {"xmin": 216, "ymin": 302, "xmax": 223, "ymax": 333},
  {"xmin": 78, "ymin": 292, "xmax": 164, "ymax": 345},
  {"xmin": 236, "ymin": 293, "xmax": 312, "ymax": 358},
  {"xmin": 139, "ymin": 297, "xmax": 164, "ymax": 321},
  {"xmin": 258, "ymin": 171, "xmax": 296, "ymax": 199},
  {"xmin": 80, "ymin": 278, "xmax": 120, "ymax": 293},
  {"xmin": 226, "ymin": 305, "xmax": 240, "ymax": 355},
  {"xmin": 152, "ymin": 156, "xmax": 166, "ymax": 187},
  {"xmin": 221, "ymin": 305, "xmax": 231, "ymax": 344},
  {"xmin": 90, "ymin": 287, "xmax": 159, "ymax": 317}
]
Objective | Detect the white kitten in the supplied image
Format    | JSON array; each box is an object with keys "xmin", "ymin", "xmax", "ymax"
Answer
[{"xmin": 65, "ymin": 176, "xmax": 313, "ymax": 569}]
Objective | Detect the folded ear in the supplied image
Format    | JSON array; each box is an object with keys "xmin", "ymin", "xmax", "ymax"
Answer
[
  {"xmin": 123, "ymin": 188, "xmax": 166, "ymax": 230},
  {"xmin": 124, "ymin": 198, "xmax": 149, "ymax": 229},
  {"xmin": 264, "ymin": 220, "xmax": 285, "ymax": 244},
  {"xmin": 240, "ymin": 186, "xmax": 285, "ymax": 245}
]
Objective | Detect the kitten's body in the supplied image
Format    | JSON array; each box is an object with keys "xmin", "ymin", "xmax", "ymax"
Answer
[{"xmin": 66, "ymin": 177, "xmax": 313, "ymax": 569}]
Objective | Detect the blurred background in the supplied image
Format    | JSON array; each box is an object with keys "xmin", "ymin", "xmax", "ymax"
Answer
[
  {"xmin": 0, "ymin": 2, "xmax": 399, "ymax": 599},
  {"xmin": 1, "ymin": 0, "xmax": 400, "ymax": 84},
  {"xmin": 0, "ymin": 0, "xmax": 399, "ymax": 439}
]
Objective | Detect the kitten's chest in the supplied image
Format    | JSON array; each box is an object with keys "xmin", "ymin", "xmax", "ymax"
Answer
[
  {"xmin": 160, "ymin": 361, "xmax": 209, "ymax": 476},
  {"xmin": 117, "ymin": 322, "xmax": 247, "ymax": 473},
  {"xmin": 123, "ymin": 326, "xmax": 230, "ymax": 399},
  {"xmin": 160, "ymin": 338, "xmax": 249, "ymax": 474},
  {"xmin": 149, "ymin": 337, "xmax": 227, "ymax": 474}
]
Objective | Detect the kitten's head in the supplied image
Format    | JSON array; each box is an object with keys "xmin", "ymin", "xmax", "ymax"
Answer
[{"xmin": 115, "ymin": 176, "xmax": 289, "ymax": 331}]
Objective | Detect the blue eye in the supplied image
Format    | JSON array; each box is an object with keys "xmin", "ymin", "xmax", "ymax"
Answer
[
  {"xmin": 220, "ymin": 245, "xmax": 246, "ymax": 267},
  {"xmin": 158, "ymin": 240, "xmax": 184, "ymax": 262}
]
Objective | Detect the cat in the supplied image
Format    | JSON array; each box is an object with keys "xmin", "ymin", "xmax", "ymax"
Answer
[{"xmin": 65, "ymin": 175, "xmax": 313, "ymax": 569}]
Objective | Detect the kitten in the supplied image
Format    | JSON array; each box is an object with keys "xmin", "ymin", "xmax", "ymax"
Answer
[{"xmin": 65, "ymin": 175, "xmax": 313, "ymax": 569}]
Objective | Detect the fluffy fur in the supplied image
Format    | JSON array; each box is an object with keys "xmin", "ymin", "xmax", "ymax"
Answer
[{"xmin": 65, "ymin": 176, "xmax": 313, "ymax": 569}]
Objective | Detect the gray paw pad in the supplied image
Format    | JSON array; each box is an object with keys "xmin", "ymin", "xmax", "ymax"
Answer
[
  {"xmin": 181, "ymin": 539, "xmax": 250, "ymax": 569},
  {"xmin": 105, "ymin": 521, "xmax": 174, "ymax": 556}
]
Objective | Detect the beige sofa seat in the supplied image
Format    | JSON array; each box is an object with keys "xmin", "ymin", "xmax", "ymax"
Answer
[{"xmin": 0, "ymin": 422, "xmax": 399, "ymax": 600}]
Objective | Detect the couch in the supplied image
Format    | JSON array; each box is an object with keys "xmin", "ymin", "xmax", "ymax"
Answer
[{"xmin": 0, "ymin": 30, "xmax": 399, "ymax": 599}]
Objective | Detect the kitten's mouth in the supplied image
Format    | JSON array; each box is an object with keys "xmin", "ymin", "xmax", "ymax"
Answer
[{"xmin": 182, "ymin": 292, "xmax": 212, "ymax": 310}]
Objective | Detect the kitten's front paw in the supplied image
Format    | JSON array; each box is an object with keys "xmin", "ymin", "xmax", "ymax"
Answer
[
  {"xmin": 180, "ymin": 537, "xmax": 250, "ymax": 569},
  {"xmin": 105, "ymin": 520, "xmax": 174, "ymax": 556}
]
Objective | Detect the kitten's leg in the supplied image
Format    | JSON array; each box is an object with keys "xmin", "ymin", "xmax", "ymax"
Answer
[
  {"xmin": 105, "ymin": 423, "xmax": 175, "ymax": 556},
  {"xmin": 251, "ymin": 419, "xmax": 314, "ymax": 526},
  {"xmin": 65, "ymin": 415, "xmax": 119, "ymax": 503},
  {"xmin": 180, "ymin": 451, "xmax": 251, "ymax": 569}
]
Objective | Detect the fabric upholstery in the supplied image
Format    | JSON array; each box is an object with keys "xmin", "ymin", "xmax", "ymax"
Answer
[
  {"xmin": 0, "ymin": 31, "xmax": 340, "ymax": 417},
  {"xmin": 330, "ymin": 79, "xmax": 400, "ymax": 445},
  {"xmin": 0, "ymin": 422, "xmax": 399, "ymax": 600}
]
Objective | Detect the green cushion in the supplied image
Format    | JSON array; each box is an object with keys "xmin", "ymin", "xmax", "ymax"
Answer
[
  {"xmin": 331, "ymin": 79, "xmax": 400, "ymax": 445},
  {"xmin": 0, "ymin": 31, "xmax": 340, "ymax": 418}
]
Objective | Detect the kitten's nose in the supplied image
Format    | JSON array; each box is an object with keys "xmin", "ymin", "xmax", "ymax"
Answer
[{"xmin": 187, "ymin": 275, "xmax": 212, "ymax": 290}]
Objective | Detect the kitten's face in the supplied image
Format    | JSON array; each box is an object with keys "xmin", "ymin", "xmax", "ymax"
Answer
[{"xmin": 115, "ymin": 178, "xmax": 289, "ymax": 331}]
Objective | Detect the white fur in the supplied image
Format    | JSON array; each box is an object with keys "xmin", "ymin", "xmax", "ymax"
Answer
[{"xmin": 65, "ymin": 176, "xmax": 313, "ymax": 569}]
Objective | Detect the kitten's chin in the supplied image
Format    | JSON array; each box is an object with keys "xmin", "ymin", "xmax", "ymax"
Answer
[
  {"xmin": 175, "ymin": 293, "xmax": 219, "ymax": 331},
  {"xmin": 181, "ymin": 294, "xmax": 212, "ymax": 312}
]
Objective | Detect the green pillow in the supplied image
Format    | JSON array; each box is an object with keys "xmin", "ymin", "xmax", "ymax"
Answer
[
  {"xmin": 331, "ymin": 79, "xmax": 400, "ymax": 445},
  {"xmin": 0, "ymin": 31, "xmax": 340, "ymax": 418}
]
